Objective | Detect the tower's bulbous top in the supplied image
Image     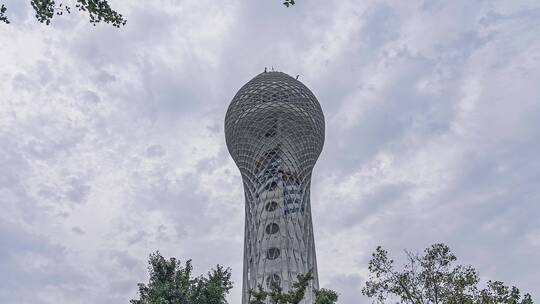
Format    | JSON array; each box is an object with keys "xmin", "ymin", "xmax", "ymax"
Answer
[{"xmin": 225, "ymin": 71, "xmax": 325, "ymax": 177}]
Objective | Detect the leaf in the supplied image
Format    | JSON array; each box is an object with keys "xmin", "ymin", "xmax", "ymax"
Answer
[
  {"xmin": 0, "ymin": 4, "xmax": 10, "ymax": 24},
  {"xmin": 362, "ymin": 243, "xmax": 534, "ymax": 304},
  {"xmin": 130, "ymin": 251, "xmax": 234, "ymax": 304}
]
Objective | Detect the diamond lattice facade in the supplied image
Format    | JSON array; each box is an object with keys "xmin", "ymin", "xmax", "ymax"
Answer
[{"xmin": 225, "ymin": 71, "xmax": 325, "ymax": 304}]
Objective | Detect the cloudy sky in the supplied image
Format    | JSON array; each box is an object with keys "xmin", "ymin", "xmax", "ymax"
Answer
[{"xmin": 1, "ymin": 0, "xmax": 540, "ymax": 303}]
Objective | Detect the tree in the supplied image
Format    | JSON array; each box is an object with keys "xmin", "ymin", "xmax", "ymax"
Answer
[
  {"xmin": 0, "ymin": 0, "xmax": 297, "ymax": 26},
  {"xmin": 314, "ymin": 289, "xmax": 339, "ymax": 304},
  {"xmin": 0, "ymin": 0, "xmax": 126, "ymax": 26},
  {"xmin": 249, "ymin": 272, "xmax": 339, "ymax": 304},
  {"xmin": 362, "ymin": 243, "xmax": 534, "ymax": 304},
  {"xmin": 132, "ymin": 251, "xmax": 335, "ymax": 304},
  {"xmin": 131, "ymin": 251, "xmax": 233, "ymax": 304}
]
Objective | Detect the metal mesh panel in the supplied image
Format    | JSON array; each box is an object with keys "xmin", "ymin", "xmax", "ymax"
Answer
[{"xmin": 225, "ymin": 71, "xmax": 325, "ymax": 304}]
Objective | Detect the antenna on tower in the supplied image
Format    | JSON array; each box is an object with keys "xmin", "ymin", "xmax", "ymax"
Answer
[
  {"xmin": 264, "ymin": 67, "xmax": 267, "ymax": 73},
  {"xmin": 296, "ymin": 75, "xmax": 299, "ymax": 80}
]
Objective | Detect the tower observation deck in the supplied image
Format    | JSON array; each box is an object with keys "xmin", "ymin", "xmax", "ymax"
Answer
[{"xmin": 225, "ymin": 71, "xmax": 325, "ymax": 304}]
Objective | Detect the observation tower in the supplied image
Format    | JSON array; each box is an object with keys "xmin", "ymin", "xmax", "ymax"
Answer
[{"xmin": 225, "ymin": 71, "xmax": 325, "ymax": 304}]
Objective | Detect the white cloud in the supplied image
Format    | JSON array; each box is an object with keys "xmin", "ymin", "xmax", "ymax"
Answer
[{"xmin": 1, "ymin": 0, "xmax": 540, "ymax": 303}]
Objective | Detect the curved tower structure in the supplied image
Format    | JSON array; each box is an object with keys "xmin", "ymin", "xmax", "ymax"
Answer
[{"xmin": 225, "ymin": 71, "xmax": 325, "ymax": 304}]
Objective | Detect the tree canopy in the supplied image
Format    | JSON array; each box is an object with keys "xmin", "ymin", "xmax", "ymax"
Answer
[
  {"xmin": 132, "ymin": 251, "xmax": 337, "ymax": 304},
  {"xmin": 249, "ymin": 272, "xmax": 338, "ymax": 304},
  {"xmin": 0, "ymin": 0, "xmax": 126, "ymax": 26},
  {"xmin": 362, "ymin": 243, "xmax": 534, "ymax": 304},
  {"xmin": 130, "ymin": 251, "xmax": 233, "ymax": 304},
  {"xmin": 0, "ymin": 0, "xmax": 297, "ymax": 26}
]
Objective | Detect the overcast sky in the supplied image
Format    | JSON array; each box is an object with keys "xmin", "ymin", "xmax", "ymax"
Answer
[{"xmin": 1, "ymin": 0, "xmax": 539, "ymax": 303}]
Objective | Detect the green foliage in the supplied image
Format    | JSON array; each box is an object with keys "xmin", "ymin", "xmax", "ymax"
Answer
[
  {"xmin": 250, "ymin": 272, "xmax": 338, "ymax": 304},
  {"xmin": 314, "ymin": 289, "xmax": 338, "ymax": 304},
  {"xmin": 477, "ymin": 281, "xmax": 534, "ymax": 304},
  {"xmin": 1, "ymin": 0, "xmax": 295, "ymax": 25},
  {"xmin": 130, "ymin": 251, "xmax": 233, "ymax": 304},
  {"xmin": 362, "ymin": 243, "xmax": 534, "ymax": 304},
  {"xmin": 2, "ymin": 0, "xmax": 126, "ymax": 26},
  {"xmin": 283, "ymin": 0, "xmax": 295, "ymax": 8},
  {"xmin": 73, "ymin": 0, "xmax": 126, "ymax": 27},
  {"xmin": 249, "ymin": 285, "xmax": 269, "ymax": 304},
  {"xmin": 0, "ymin": 4, "xmax": 9, "ymax": 24},
  {"xmin": 30, "ymin": 0, "xmax": 57, "ymax": 25}
]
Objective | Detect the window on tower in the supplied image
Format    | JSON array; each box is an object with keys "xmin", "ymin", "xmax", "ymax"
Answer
[
  {"xmin": 266, "ymin": 273, "xmax": 281, "ymax": 288},
  {"xmin": 265, "ymin": 181, "xmax": 278, "ymax": 191},
  {"xmin": 266, "ymin": 247, "xmax": 281, "ymax": 260},
  {"xmin": 265, "ymin": 201, "xmax": 278, "ymax": 212},
  {"xmin": 265, "ymin": 223, "xmax": 279, "ymax": 235}
]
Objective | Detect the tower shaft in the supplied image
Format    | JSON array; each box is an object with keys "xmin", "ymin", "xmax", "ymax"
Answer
[{"xmin": 225, "ymin": 72, "xmax": 325, "ymax": 304}]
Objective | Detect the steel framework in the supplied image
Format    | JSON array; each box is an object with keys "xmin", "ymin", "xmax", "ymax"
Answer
[{"xmin": 225, "ymin": 71, "xmax": 325, "ymax": 304}]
